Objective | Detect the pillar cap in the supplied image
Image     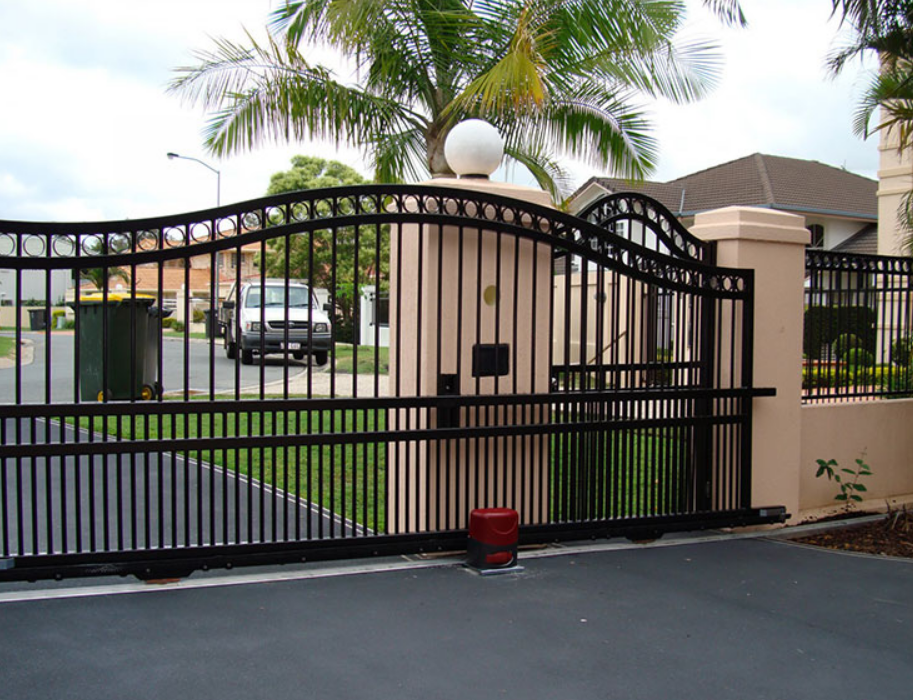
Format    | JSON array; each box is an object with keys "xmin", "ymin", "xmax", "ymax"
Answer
[{"xmin": 691, "ymin": 206, "xmax": 810, "ymax": 245}]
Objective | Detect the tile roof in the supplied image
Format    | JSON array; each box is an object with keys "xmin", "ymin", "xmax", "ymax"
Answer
[
  {"xmin": 832, "ymin": 224, "xmax": 879, "ymax": 254},
  {"xmin": 578, "ymin": 153, "xmax": 877, "ymax": 220}
]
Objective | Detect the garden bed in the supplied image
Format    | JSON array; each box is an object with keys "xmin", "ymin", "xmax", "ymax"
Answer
[{"xmin": 794, "ymin": 509, "xmax": 913, "ymax": 559}]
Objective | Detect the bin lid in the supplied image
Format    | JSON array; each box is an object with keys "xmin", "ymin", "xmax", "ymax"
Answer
[{"xmin": 74, "ymin": 292, "xmax": 156, "ymax": 304}]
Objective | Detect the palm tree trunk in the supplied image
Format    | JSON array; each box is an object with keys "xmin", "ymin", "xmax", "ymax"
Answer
[{"xmin": 426, "ymin": 124, "xmax": 455, "ymax": 177}]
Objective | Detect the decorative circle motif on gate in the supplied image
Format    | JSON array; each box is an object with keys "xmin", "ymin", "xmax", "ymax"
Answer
[
  {"xmin": 576, "ymin": 192, "xmax": 713, "ymax": 263},
  {"xmin": 0, "ymin": 184, "xmax": 749, "ymax": 299}
]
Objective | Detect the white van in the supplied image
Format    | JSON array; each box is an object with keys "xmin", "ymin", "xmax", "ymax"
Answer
[{"xmin": 221, "ymin": 279, "xmax": 332, "ymax": 365}]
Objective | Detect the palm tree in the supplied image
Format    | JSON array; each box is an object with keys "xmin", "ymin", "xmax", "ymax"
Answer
[
  {"xmin": 830, "ymin": 1, "xmax": 913, "ymax": 242},
  {"xmin": 171, "ymin": 0, "xmax": 744, "ymax": 200},
  {"xmin": 79, "ymin": 236, "xmax": 132, "ymax": 293},
  {"xmin": 830, "ymin": 1, "xmax": 913, "ymax": 144},
  {"xmin": 79, "ymin": 266, "xmax": 130, "ymax": 294}
]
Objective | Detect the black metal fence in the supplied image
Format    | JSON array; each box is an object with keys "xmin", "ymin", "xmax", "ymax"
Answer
[
  {"xmin": 804, "ymin": 249, "xmax": 913, "ymax": 402},
  {"xmin": 0, "ymin": 186, "xmax": 781, "ymax": 581}
]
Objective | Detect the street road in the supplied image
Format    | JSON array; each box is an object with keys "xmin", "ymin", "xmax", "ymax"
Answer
[{"xmin": 0, "ymin": 331, "xmax": 309, "ymax": 404}]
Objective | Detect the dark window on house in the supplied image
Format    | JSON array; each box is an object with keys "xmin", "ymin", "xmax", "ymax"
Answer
[{"xmin": 807, "ymin": 224, "xmax": 825, "ymax": 248}]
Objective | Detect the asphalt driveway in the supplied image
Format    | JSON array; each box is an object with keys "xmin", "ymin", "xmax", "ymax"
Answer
[{"xmin": 1, "ymin": 536, "xmax": 911, "ymax": 699}]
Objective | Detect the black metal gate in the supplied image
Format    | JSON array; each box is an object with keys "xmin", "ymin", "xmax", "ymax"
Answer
[{"xmin": 0, "ymin": 186, "xmax": 783, "ymax": 581}]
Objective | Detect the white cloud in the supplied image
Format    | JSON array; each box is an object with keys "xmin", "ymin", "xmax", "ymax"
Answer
[{"xmin": 0, "ymin": 0, "xmax": 884, "ymax": 220}]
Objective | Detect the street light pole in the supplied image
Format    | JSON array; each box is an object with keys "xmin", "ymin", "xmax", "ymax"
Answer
[
  {"xmin": 166, "ymin": 152, "xmax": 221, "ymax": 206},
  {"xmin": 167, "ymin": 152, "xmax": 224, "ymax": 309}
]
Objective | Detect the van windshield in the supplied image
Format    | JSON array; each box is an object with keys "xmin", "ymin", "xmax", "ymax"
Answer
[{"xmin": 245, "ymin": 286, "xmax": 312, "ymax": 309}]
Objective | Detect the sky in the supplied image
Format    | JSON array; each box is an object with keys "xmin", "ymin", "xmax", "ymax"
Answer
[{"xmin": 0, "ymin": 0, "xmax": 879, "ymax": 222}]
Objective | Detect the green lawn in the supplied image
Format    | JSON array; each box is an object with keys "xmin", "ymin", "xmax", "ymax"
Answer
[
  {"xmin": 333, "ymin": 344, "xmax": 389, "ymax": 375},
  {"xmin": 0, "ymin": 335, "xmax": 15, "ymax": 359},
  {"xmin": 80, "ymin": 406, "xmax": 388, "ymax": 532},
  {"xmin": 549, "ymin": 427, "xmax": 687, "ymax": 520},
  {"xmin": 162, "ymin": 330, "xmax": 209, "ymax": 340}
]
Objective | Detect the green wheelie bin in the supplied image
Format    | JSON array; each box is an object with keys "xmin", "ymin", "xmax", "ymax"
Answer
[{"xmin": 70, "ymin": 292, "xmax": 163, "ymax": 402}]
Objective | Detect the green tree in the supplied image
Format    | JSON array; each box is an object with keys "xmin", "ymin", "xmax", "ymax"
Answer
[
  {"xmin": 830, "ymin": 1, "xmax": 913, "ymax": 242},
  {"xmin": 262, "ymin": 156, "xmax": 384, "ymax": 342},
  {"xmin": 171, "ymin": 0, "xmax": 744, "ymax": 200}
]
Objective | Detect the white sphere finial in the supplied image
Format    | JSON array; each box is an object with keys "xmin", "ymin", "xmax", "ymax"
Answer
[{"xmin": 444, "ymin": 119, "xmax": 504, "ymax": 177}]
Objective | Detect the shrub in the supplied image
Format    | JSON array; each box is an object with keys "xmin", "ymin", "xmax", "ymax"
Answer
[
  {"xmin": 172, "ymin": 320, "xmax": 185, "ymax": 332},
  {"xmin": 161, "ymin": 317, "xmax": 175, "ymax": 329},
  {"xmin": 833, "ymin": 332, "xmax": 863, "ymax": 359},
  {"xmin": 891, "ymin": 336, "xmax": 913, "ymax": 367},
  {"xmin": 332, "ymin": 313, "xmax": 355, "ymax": 344},
  {"xmin": 843, "ymin": 347, "xmax": 875, "ymax": 367},
  {"xmin": 192, "ymin": 309, "xmax": 205, "ymax": 323},
  {"xmin": 804, "ymin": 305, "xmax": 877, "ymax": 360}
]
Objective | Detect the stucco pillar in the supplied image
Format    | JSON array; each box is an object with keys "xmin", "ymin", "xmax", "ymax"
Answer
[
  {"xmin": 877, "ymin": 125, "xmax": 913, "ymax": 255},
  {"xmin": 690, "ymin": 207, "xmax": 809, "ymax": 522},
  {"xmin": 388, "ymin": 178, "xmax": 554, "ymax": 532}
]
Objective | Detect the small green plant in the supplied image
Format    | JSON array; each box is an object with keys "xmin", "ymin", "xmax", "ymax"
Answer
[
  {"xmin": 161, "ymin": 317, "xmax": 175, "ymax": 329},
  {"xmin": 192, "ymin": 308, "xmax": 205, "ymax": 323},
  {"xmin": 815, "ymin": 455, "xmax": 872, "ymax": 511}
]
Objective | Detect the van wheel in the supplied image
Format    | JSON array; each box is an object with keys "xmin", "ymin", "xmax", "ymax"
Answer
[
  {"xmin": 225, "ymin": 340, "xmax": 236, "ymax": 360},
  {"xmin": 241, "ymin": 348, "xmax": 254, "ymax": 365},
  {"xmin": 292, "ymin": 350, "xmax": 306, "ymax": 361},
  {"xmin": 314, "ymin": 351, "xmax": 328, "ymax": 366}
]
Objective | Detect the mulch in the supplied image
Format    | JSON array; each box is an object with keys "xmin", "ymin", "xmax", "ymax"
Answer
[{"xmin": 795, "ymin": 509, "xmax": 913, "ymax": 559}]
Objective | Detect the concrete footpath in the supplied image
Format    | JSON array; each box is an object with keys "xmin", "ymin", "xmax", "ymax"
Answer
[{"xmin": 1, "ymin": 536, "xmax": 911, "ymax": 699}]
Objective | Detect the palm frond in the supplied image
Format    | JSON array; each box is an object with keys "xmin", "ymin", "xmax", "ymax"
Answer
[
  {"xmin": 515, "ymin": 84, "xmax": 658, "ymax": 180},
  {"xmin": 702, "ymin": 0, "xmax": 747, "ymax": 27},
  {"xmin": 171, "ymin": 32, "xmax": 424, "ymax": 156},
  {"xmin": 501, "ymin": 141, "xmax": 571, "ymax": 203},
  {"xmin": 369, "ymin": 127, "xmax": 428, "ymax": 182}
]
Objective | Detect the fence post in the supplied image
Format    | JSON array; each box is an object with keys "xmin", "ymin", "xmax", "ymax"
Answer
[{"xmin": 690, "ymin": 207, "xmax": 809, "ymax": 521}]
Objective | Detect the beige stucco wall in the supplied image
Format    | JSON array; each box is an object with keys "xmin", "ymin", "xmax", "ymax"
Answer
[
  {"xmin": 388, "ymin": 177, "xmax": 554, "ymax": 532},
  {"xmin": 800, "ymin": 400, "xmax": 913, "ymax": 517}
]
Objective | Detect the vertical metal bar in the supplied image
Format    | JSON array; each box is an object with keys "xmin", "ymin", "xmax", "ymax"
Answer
[
  {"xmin": 353, "ymin": 224, "xmax": 360, "ymax": 400},
  {"xmin": 457, "ymin": 225, "xmax": 466, "ymax": 528},
  {"xmin": 474, "ymin": 228, "xmax": 483, "ymax": 511},
  {"xmin": 415, "ymin": 222, "xmax": 424, "ymax": 529},
  {"xmin": 739, "ymin": 272, "xmax": 755, "ymax": 508},
  {"xmin": 435, "ymin": 222, "xmax": 444, "ymax": 531}
]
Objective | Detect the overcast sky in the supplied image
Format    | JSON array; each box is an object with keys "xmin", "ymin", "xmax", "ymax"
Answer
[{"xmin": 0, "ymin": 0, "xmax": 878, "ymax": 222}]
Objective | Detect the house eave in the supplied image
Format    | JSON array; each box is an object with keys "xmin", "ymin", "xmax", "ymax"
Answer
[{"xmin": 677, "ymin": 203, "xmax": 877, "ymax": 222}]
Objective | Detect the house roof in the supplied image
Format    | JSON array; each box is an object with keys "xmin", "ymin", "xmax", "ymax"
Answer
[
  {"xmin": 575, "ymin": 153, "xmax": 877, "ymax": 221},
  {"xmin": 832, "ymin": 223, "xmax": 879, "ymax": 255}
]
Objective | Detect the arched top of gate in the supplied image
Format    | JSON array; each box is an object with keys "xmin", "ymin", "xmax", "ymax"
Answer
[
  {"xmin": 576, "ymin": 192, "xmax": 714, "ymax": 264},
  {"xmin": 0, "ymin": 184, "xmax": 746, "ymax": 298}
]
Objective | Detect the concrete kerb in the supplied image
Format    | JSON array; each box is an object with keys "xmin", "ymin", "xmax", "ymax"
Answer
[
  {"xmin": 2, "ymin": 516, "xmax": 902, "ymax": 604},
  {"xmin": 0, "ymin": 337, "xmax": 33, "ymax": 369}
]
